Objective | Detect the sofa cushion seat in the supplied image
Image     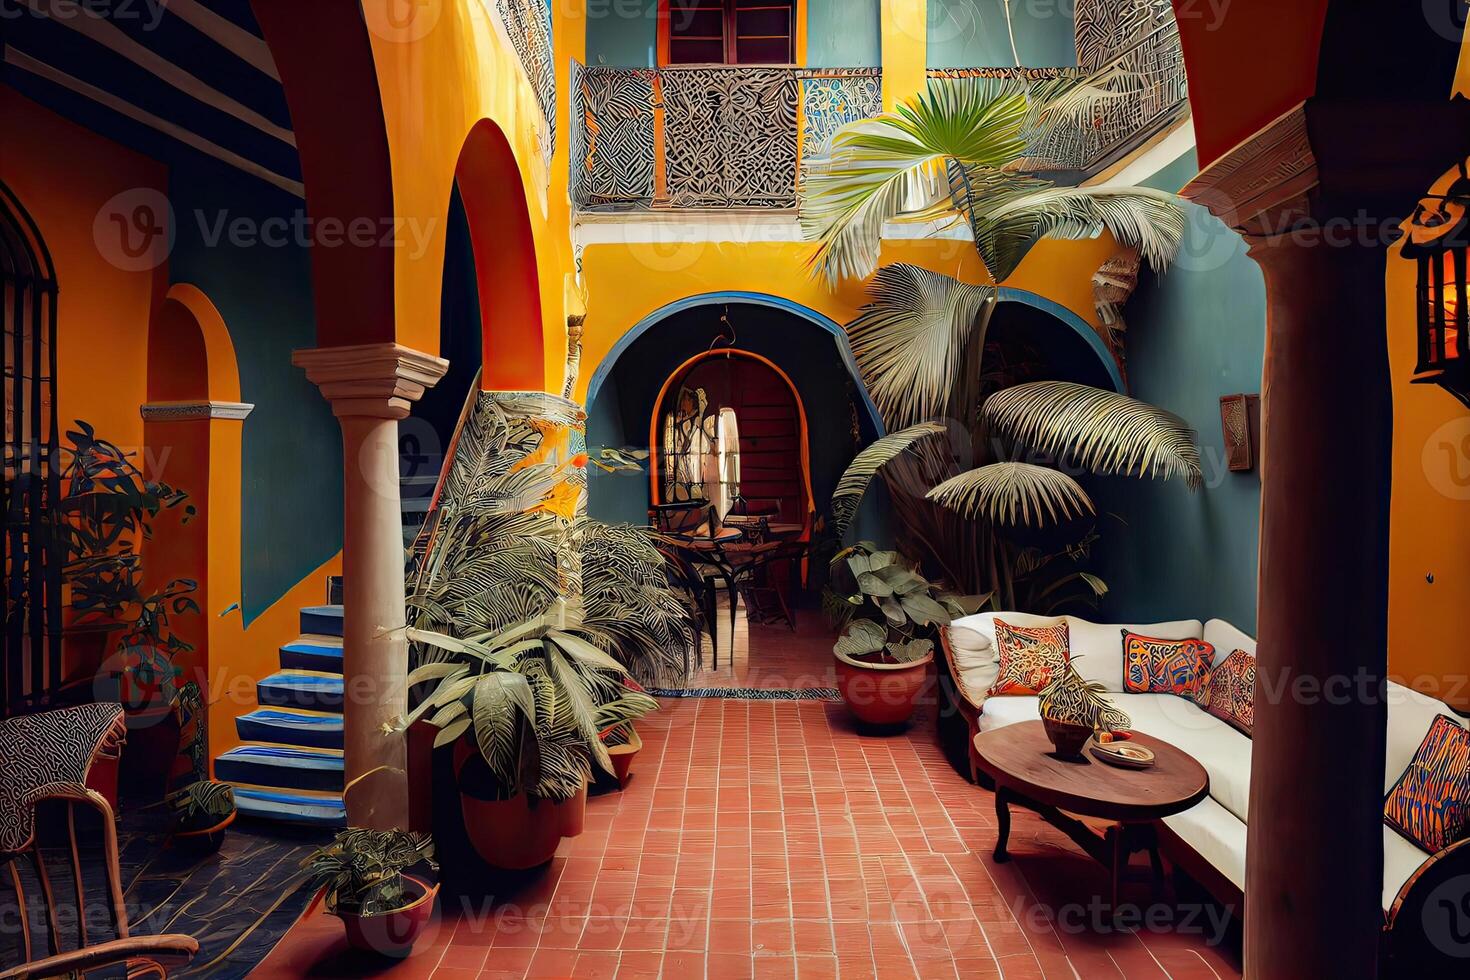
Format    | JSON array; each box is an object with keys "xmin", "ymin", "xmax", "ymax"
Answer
[
  {"xmin": 1162, "ymin": 795, "xmax": 1246, "ymax": 891},
  {"xmin": 1161, "ymin": 798, "xmax": 1430, "ymax": 914},
  {"xmin": 1113, "ymin": 694, "xmax": 1252, "ymax": 823}
]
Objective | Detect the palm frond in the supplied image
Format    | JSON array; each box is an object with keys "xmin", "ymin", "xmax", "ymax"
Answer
[
  {"xmin": 926, "ymin": 462, "xmax": 1095, "ymax": 527},
  {"xmin": 982, "ymin": 381, "xmax": 1202, "ymax": 488},
  {"xmin": 951, "ymin": 179, "xmax": 1186, "ymax": 283},
  {"xmin": 828, "ymin": 422, "xmax": 948, "ymax": 543},
  {"xmin": 845, "ymin": 264, "xmax": 997, "ymax": 426},
  {"xmin": 799, "ymin": 78, "xmax": 1030, "ymax": 284}
]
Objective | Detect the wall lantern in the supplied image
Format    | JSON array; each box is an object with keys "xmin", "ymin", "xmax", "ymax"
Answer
[{"xmin": 1403, "ymin": 163, "xmax": 1470, "ymax": 408}]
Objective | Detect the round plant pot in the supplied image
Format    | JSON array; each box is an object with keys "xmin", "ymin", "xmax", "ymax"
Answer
[
  {"xmin": 833, "ymin": 649, "xmax": 934, "ymax": 726},
  {"xmin": 121, "ymin": 704, "xmax": 182, "ymax": 803},
  {"xmin": 173, "ymin": 810, "xmax": 236, "ymax": 856},
  {"xmin": 451, "ymin": 738, "xmax": 588, "ymax": 869},
  {"xmin": 605, "ymin": 725, "xmax": 643, "ymax": 788},
  {"xmin": 1042, "ymin": 716, "xmax": 1093, "ymax": 759},
  {"xmin": 331, "ymin": 874, "xmax": 439, "ymax": 958},
  {"xmin": 459, "ymin": 791, "xmax": 572, "ymax": 870}
]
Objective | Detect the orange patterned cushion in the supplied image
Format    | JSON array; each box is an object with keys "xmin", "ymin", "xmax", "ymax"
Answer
[
  {"xmin": 1385, "ymin": 715, "xmax": 1470, "ymax": 854},
  {"xmin": 988, "ymin": 619, "xmax": 1070, "ymax": 697},
  {"xmin": 1194, "ymin": 649, "xmax": 1255, "ymax": 735},
  {"xmin": 1122, "ymin": 631, "xmax": 1214, "ymax": 697}
]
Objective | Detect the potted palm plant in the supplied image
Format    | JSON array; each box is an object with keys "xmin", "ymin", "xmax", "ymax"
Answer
[
  {"xmin": 802, "ymin": 74, "xmax": 1203, "ymax": 606},
  {"xmin": 402, "ymin": 614, "xmax": 658, "ymax": 869},
  {"xmin": 826, "ymin": 543, "xmax": 977, "ymax": 726},
  {"xmin": 167, "ymin": 779, "xmax": 236, "ymax": 854},
  {"xmin": 301, "ymin": 829, "xmax": 437, "ymax": 957}
]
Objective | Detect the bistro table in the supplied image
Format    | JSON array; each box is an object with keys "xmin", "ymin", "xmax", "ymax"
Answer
[{"xmin": 972, "ymin": 720, "xmax": 1210, "ymax": 908}]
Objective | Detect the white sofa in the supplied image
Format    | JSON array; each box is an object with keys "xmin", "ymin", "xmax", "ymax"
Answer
[{"xmin": 941, "ymin": 612, "xmax": 1470, "ymax": 920}]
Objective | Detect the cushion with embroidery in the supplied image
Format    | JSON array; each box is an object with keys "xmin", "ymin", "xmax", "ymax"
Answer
[
  {"xmin": 988, "ymin": 619, "xmax": 1070, "ymax": 697},
  {"xmin": 1122, "ymin": 631, "xmax": 1215, "ymax": 697},
  {"xmin": 1194, "ymin": 648, "xmax": 1255, "ymax": 735},
  {"xmin": 1385, "ymin": 715, "xmax": 1470, "ymax": 854}
]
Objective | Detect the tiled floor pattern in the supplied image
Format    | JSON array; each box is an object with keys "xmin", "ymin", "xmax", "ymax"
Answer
[
  {"xmin": 687, "ymin": 607, "xmax": 837, "ymax": 691},
  {"xmin": 256, "ymin": 699, "xmax": 1242, "ymax": 979}
]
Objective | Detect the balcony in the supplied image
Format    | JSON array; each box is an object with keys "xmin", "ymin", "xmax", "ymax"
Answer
[{"xmin": 571, "ymin": 20, "xmax": 1187, "ymax": 213}]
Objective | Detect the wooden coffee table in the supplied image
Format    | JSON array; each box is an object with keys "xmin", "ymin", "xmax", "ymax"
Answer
[{"xmin": 972, "ymin": 721, "xmax": 1210, "ymax": 908}]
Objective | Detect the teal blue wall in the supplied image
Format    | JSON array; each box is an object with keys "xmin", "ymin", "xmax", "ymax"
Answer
[
  {"xmin": 928, "ymin": 0, "xmax": 1077, "ymax": 68},
  {"xmin": 808, "ymin": 0, "xmax": 882, "ymax": 68},
  {"xmin": 167, "ymin": 162, "xmax": 343, "ymax": 625},
  {"xmin": 1091, "ymin": 149, "xmax": 1264, "ymax": 632},
  {"xmin": 585, "ymin": 0, "xmax": 880, "ymax": 67},
  {"xmin": 586, "ymin": 0, "xmax": 657, "ymax": 66}
]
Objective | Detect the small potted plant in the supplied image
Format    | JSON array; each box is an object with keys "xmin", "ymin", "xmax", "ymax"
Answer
[
  {"xmin": 826, "ymin": 543, "xmax": 976, "ymax": 726},
  {"xmin": 301, "ymin": 829, "xmax": 438, "ymax": 957},
  {"xmin": 167, "ymin": 780, "xmax": 236, "ymax": 854},
  {"xmin": 1037, "ymin": 658, "xmax": 1132, "ymax": 757}
]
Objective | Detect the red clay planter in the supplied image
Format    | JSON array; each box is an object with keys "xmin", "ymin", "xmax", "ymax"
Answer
[
  {"xmin": 331, "ymin": 875, "xmax": 439, "ymax": 957},
  {"xmin": 834, "ymin": 649, "xmax": 934, "ymax": 725}
]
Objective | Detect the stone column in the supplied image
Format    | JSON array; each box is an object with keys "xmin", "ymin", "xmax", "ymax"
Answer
[
  {"xmin": 293, "ymin": 343, "xmax": 447, "ymax": 830},
  {"xmin": 1185, "ymin": 105, "xmax": 1389, "ymax": 979}
]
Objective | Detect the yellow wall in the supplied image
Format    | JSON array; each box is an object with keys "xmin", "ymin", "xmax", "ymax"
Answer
[
  {"xmin": 365, "ymin": 0, "xmax": 584, "ymax": 391},
  {"xmin": 1385, "ymin": 168, "xmax": 1470, "ymax": 711},
  {"xmin": 575, "ymin": 234, "xmax": 1116, "ymax": 404}
]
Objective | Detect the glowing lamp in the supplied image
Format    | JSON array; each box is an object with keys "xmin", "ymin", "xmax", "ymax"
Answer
[{"xmin": 1403, "ymin": 165, "xmax": 1470, "ymax": 408}]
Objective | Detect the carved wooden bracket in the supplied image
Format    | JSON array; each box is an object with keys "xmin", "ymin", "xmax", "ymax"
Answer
[{"xmin": 1180, "ymin": 103, "xmax": 1318, "ymax": 245}]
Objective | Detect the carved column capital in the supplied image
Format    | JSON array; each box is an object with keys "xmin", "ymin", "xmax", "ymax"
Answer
[
  {"xmin": 292, "ymin": 343, "xmax": 449, "ymax": 419},
  {"xmin": 1181, "ymin": 103, "xmax": 1318, "ymax": 248}
]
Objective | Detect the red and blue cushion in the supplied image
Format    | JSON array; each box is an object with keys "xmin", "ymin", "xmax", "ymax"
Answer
[
  {"xmin": 1193, "ymin": 649, "xmax": 1255, "ymax": 735},
  {"xmin": 1122, "ymin": 631, "xmax": 1215, "ymax": 697},
  {"xmin": 988, "ymin": 619, "xmax": 1070, "ymax": 697},
  {"xmin": 1384, "ymin": 715, "xmax": 1470, "ymax": 854}
]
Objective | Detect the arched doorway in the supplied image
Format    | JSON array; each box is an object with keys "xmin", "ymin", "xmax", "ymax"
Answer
[
  {"xmin": 649, "ymin": 349, "xmax": 815, "ymax": 535},
  {"xmin": 587, "ymin": 298, "xmax": 881, "ymax": 529}
]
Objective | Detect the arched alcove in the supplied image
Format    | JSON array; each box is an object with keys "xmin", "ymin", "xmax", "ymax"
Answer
[{"xmin": 454, "ymin": 119, "xmax": 545, "ymax": 393}]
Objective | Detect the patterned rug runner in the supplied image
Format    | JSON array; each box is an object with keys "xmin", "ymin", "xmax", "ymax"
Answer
[{"xmin": 651, "ymin": 687, "xmax": 841, "ymax": 701}]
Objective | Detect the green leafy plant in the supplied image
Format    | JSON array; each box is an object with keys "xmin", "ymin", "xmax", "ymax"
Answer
[
  {"xmin": 301, "ymin": 829, "xmax": 436, "ymax": 916},
  {"xmin": 825, "ymin": 543, "xmax": 980, "ymax": 664},
  {"xmin": 401, "ymin": 611, "xmax": 658, "ymax": 802},
  {"xmin": 799, "ymin": 74, "xmax": 1185, "ymax": 285},
  {"xmin": 166, "ymin": 779, "xmax": 235, "ymax": 832},
  {"xmin": 51, "ymin": 421, "xmax": 200, "ymax": 705}
]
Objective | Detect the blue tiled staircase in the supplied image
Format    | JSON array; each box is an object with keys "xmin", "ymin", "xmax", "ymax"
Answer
[
  {"xmin": 217, "ymin": 604, "xmax": 348, "ymax": 827},
  {"xmin": 217, "ymin": 454, "xmax": 441, "ymax": 827}
]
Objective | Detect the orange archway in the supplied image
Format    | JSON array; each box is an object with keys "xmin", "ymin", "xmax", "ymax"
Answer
[
  {"xmin": 143, "ymin": 284, "xmax": 248, "ymax": 775},
  {"xmin": 454, "ymin": 120, "xmax": 545, "ymax": 392},
  {"xmin": 648, "ymin": 349, "xmax": 815, "ymax": 534}
]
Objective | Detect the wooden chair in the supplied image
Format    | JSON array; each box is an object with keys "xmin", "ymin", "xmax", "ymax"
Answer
[{"xmin": 0, "ymin": 703, "xmax": 199, "ymax": 979}]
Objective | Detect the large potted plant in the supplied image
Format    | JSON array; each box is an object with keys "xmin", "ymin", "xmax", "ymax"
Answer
[
  {"xmin": 826, "ymin": 543, "xmax": 975, "ymax": 726},
  {"xmin": 301, "ymin": 829, "xmax": 438, "ymax": 957},
  {"xmin": 402, "ymin": 614, "xmax": 658, "ymax": 869}
]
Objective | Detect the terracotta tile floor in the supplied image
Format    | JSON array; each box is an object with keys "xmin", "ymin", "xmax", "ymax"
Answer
[
  {"xmin": 687, "ymin": 606, "xmax": 837, "ymax": 690},
  {"xmin": 256, "ymin": 698, "xmax": 1242, "ymax": 979}
]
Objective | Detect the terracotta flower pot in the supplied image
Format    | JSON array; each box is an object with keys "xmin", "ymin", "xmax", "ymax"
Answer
[
  {"xmin": 1042, "ymin": 716, "xmax": 1093, "ymax": 758},
  {"xmin": 459, "ymin": 791, "xmax": 576, "ymax": 870},
  {"xmin": 451, "ymin": 735, "xmax": 582, "ymax": 869},
  {"xmin": 331, "ymin": 874, "xmax": 439, "ymax": 957},
  {"xmin": 605, "ymin": 725, "xmax": 643, "ymax": 788},
  {"xmin": 833, "ymin": 649, "xmax": 934, "ymax": 726},
  {"xmin": 172, "ymin": 810, "xmax": 235, "ymax": 856}
]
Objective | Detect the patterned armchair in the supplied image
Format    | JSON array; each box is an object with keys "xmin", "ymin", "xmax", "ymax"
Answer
[{"xmin": 0, "ymin": 703, "xmax": 198, "ymax": 978}]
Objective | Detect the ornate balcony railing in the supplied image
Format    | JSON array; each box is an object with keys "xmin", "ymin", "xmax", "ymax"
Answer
[
  {"xmin": 570, "ymin": 13, "xmax": 1186, "ymax": 211},
  {"xmin": 570, "ymin": 64, "xmax": 882, "ymax": 211}
]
